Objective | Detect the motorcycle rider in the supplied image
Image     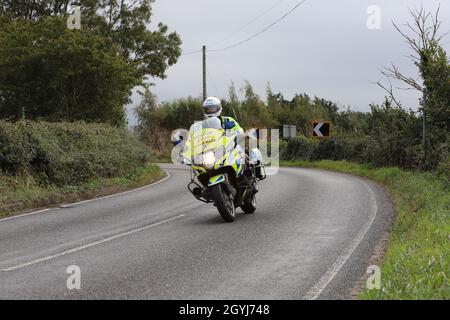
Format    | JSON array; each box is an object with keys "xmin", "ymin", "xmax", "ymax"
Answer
[
  {"xmin": 171, "ymin": 97, "xmax": 243, "ymax": 146},
  {"xmin": 202, "ymin": 97, "xmax": 244, "ymax": 138},
  {"xmin": 202, "ymin": 97, "xmax": 258, "ymax": 193}
]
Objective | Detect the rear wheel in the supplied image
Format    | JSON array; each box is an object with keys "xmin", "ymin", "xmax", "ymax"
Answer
[
  {"xmin": 211, "ymin": 184, "xmax": 236, "ymax": 222},
  {"xmin": 241, "ymin": 194, "xmax": 257, "ymax": 214}
]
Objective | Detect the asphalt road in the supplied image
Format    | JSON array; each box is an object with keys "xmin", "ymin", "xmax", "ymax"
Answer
[{"xmin": 0, "ymin": 164, "xmax": 392, "ymax": 299}]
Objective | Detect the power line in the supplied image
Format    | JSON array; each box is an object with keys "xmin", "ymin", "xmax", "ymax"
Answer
[
  {"xmin": 182, "ymin": 0, "xmax": 309, "ymax": 100},
  {"xmin": 209, "ymin": 0, "xmax": 307, "ymax": 52},
  {"xmin": 210, "ymin": 0, "xmax": 286, "ymax": 48},
  {"xmin": 181, "ymin": 49, "xmax": 203, "ymax": 56},
  {"xmin": 181, "ymin": 0, "xmax": 306, "ymax": 56}
]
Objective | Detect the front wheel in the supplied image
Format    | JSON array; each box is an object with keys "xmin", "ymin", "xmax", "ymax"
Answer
[
  {"xmin": 241, "ymin": 194, "xmax": 257, "ymax": 214},
  {"xmin": 211, "ymin": 184, "xmax": 236, "ymax": 222}
]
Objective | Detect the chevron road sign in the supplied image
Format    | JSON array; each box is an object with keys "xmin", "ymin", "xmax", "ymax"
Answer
[{"xmin": 311, "ymin": 121, "xmax": 331, "ymax": 138}]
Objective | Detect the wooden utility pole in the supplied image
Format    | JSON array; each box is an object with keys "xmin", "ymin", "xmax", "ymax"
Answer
[{"xmin": 202, "ymin": 45, "xmax": 207, "ymax": 101}]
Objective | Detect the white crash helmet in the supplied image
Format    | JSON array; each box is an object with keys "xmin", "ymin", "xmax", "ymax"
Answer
[{"xmin": 202, "ymin": 97, "xmax": 222, "ymax": 118}]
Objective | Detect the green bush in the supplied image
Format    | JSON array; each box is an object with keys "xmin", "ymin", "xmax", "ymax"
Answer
[
  {"xmin": 311, "ymin": 138, "xmax": 344, "ymax": 161},
  {"xmin": 283, "ymin": 135, "xmax": 370, "ymax": 163},
  {"xmin": 278, "ymin": 139, "xmax": 288, "ymax": 160},
  {"xmin": 339, "ymin": 136, "xmax": 371, "ymax": 163},
  {"xmin": 0, "ymin": 121, "xmax": 150, "ymax": 185},
  {"xmin": 282, "ymin": 133, "xmax": 426, "ymax": 170},
  {"xmin": 284, "ymin": 136, "xmax": 318, "ymax": 160},
  {"xmin": 0, "ymin": 121, "xmax": 35, "ymax": 173}
]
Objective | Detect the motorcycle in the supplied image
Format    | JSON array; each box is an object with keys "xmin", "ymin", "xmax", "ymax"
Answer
[{"xmin": 182, "ymin": 117, "xmax": 266, "ymax": 222}]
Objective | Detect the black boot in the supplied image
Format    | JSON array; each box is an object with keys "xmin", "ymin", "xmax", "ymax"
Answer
[{"xmin": 252, "ymin": 181, "xmax": 259, "ymax": 195}]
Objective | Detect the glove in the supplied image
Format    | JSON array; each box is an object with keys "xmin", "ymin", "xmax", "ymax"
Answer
[{"xmin": 223, "ymin": 119, "xmax": 236, "ymax": 130}]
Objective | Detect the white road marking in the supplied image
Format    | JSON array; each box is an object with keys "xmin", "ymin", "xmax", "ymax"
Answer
[
  {"xmin": 1, "ymin": 213, "xmax": 185, "ymax": 272},
  {"xmin": 0, "ymin": 208, "xmax": 50, "ymax": 222},
  {"xmin": 302, "ymin": 180, "xmax": 378, "ymax": 300},
  {"xmin": 60, "ymin": 171, "xmax": 171, "ymax": 208},
  {"xmin": 0, "ymin": 171, "xmax": 170, "ymax": 222}
]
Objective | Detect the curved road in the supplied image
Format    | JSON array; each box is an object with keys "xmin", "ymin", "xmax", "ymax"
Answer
[{"xmin": 0, "ymin": 164, "xmax": 392, "ymax": 299}]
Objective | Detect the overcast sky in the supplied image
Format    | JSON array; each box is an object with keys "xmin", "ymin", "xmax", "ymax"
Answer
[{"xmin": 126, "ymin": 0, "xmax": 450, "ymax": 125}]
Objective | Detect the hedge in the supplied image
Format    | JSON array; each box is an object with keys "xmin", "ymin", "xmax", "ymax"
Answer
[{"xmin": 0, "ymin": 121, "xmax": 151, "ymax": 185}]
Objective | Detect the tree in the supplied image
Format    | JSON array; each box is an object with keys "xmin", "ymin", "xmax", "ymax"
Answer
[
  {"xmin": 377, "ymin": 6, "xmax": 449, "ymax": 169},
  {"xmin": 420, "ymin": 40, "xmax": 450, "ymax": 168},
  {"xmin": 0, "ymin": 17, "xmax": 136, "ymax": 125},
  {"xmin": 222, "ymin": 81, "xmax": 241, "ymax": 121},
  {"xmin": 365, "ymin": 99, "xmax": 422, "ymax": 168},
  {"xmin": 241, "ymin": 81, "xmax": 274, "ymax": 128},
  {"xmin": 0, "ymin": 0, "xmax": 181, "ymax": 123},
  {"xmin": 134, "ymin": 88, "xmax": 168, "ymax": 152},
  {"xmin": 1, "ymin": 0, "xmax": 181, "ymax": 81}
]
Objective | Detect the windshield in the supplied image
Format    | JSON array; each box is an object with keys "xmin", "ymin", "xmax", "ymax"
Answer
[{"xmin": 189, "ymin": 117, "xmax": 222, "ymax": 133}]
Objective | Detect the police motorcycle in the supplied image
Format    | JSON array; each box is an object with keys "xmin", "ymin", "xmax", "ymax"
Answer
[{"xmin": 182, "ymin": 117, "xmax": 265, "ymax": 222}]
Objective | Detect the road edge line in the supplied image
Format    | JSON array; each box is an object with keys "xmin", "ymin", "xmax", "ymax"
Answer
[
  {"xmin": 0, "ymin": 170, "xmax": 171, "ymax": 223},
  {"xmin": 59, "ymin": 171, "xmax": 171, "ymax": 208},
  {"xmin": 1, "ymin": 213, "xmax": 185, "ymax": 272},
  {"xmin": 302, "ymin": 179, "xmax": 378, "ymax": 300}
]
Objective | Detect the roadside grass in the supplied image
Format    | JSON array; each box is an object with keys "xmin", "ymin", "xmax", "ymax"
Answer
[
  {"xmin": 281, "ymin": 160, "xmax": 450, "ymax": 299},
  {"xmin": 0, "ymin": 163, "xmax": 163, "ymax": 218},
  {"xmin": 153, "ymin": 155, "xmax": 172, "ymax": 163}
]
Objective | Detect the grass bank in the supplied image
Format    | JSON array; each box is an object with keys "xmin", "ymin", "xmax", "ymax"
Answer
[
  {"xmin": 282, "ymin": 160, "xmax": 449, "ymax": 299},
  {"xmin": 0, "ymin": 162, "xmax": 163, "ymax": 218},
  {"xmin": 0, "ymin": 120, "xmax": 165, "ymax": 218}
]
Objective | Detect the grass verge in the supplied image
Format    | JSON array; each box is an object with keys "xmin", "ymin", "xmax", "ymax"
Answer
[
  {"xmin": 281, "ymin": 160, "xmax": 449, "ymax": 299},
  {"xmin": 0, "ymin": 163, "xmax": 164, "ymax": 218}
]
